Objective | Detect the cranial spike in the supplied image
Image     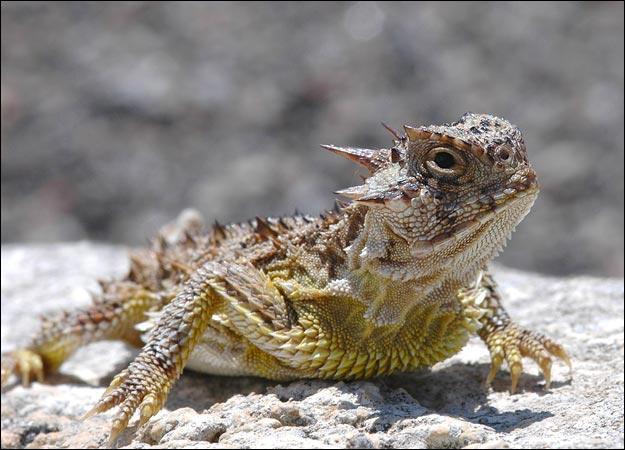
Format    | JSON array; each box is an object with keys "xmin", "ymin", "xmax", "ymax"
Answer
[
  {"xmin": 381, "ymin": 122, "xmax": 402, "ymax": 141},
  {"xmin": 321, "ymin": 144, "xmax": 381, "ymax": 172},
  {"xmin": 403, "ymin": 125, "xmax": 420, "ymax": 141},
  {"xmin": 403, "ymin": 125, "xmax": 430, "ymax": 142},
  {"xmin": 354, "ymin": 192, "xmax": 387, "ymax": 206},
  {"xmin": 335, "ymin": 185, "xmax": 369, "ymax": 200}
]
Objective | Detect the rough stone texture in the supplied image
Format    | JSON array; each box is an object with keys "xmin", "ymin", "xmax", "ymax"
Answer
[
  {"xmin": 1, "ymin": 2, "xmax": 624, "ymax": 278},
  {"xmin": 1, "ymin": 243, "xmax": 623, "ymax": 449}
]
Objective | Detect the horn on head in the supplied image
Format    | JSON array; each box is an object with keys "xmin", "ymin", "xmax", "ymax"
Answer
[{"xmin": 321, "ymin": 144, "xmax": 383, "ymax": 172}]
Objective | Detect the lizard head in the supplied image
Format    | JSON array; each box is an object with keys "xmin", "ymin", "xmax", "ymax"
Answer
[{"xmin": 324, "ymin": 113, "xmax": 539, "ymax": 271}]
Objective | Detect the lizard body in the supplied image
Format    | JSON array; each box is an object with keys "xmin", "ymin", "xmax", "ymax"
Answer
[{"xmin": 1, "ymin": 113, "xmax": 570, "ymax": 444}]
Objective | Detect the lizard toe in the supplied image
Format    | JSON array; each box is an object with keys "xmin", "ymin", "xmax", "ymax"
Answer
[
  {"xmin": 503, "ymin": 340, "xmax": 523, "ymax": 394},
  {"xmin": 518, "ymin": 328, "xmax": 571, "ymax": 389},
  {"xmin": 484, "ymin": 323, "xmax": 570, "ymax": 393},
  {"xmin": 485, "ymin": 347, "xmax": 503, "ymax": 387},
  {"xmin": 84, "ymin": 355, "xmax": 174, "ymax": 444},
  {"xmin": 138, "ymin": 392, "xmax": 164, "ymax": 427},
  {"xmin": 1, "ymin": 349, "xmax": 45, "ymax": 387}
]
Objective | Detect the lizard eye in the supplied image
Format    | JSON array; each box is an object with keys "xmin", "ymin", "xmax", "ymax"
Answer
[
  {"xmin": 434, "ymin": 151, "xmax": 456, "ymax": 169},
  {"xmin": 425, "ymin": 147, "xmax": 466, "ymax": 178}
]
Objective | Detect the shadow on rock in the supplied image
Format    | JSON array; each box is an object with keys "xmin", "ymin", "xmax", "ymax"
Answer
[
  {"xmin": 384, "ymin": 362, "xmax": 559, "ymax": 432},
  {"xmin": 160, "ymin": 361, "xmax": 563, "ymax": 435}
]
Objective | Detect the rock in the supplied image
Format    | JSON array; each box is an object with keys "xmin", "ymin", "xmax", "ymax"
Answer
[{"xmin": 1, "ymin": 243, "xmax": 623, "ymax": 448}]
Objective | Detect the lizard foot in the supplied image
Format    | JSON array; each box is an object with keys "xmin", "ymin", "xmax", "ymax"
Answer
[
  {"xmin": 83, "ymin": 353, "xmax": 174, "ymax": 445},
  {"xmin": 1, "ymin": 349, "xmax": 45, "ymax": 387},
  {"xmin": 483, "ymin": 323, "xmax": 571, "ymax": 393}
]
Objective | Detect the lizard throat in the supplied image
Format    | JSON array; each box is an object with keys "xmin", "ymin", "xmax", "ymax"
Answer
[{"xmin": 345, "ymin": 188, "xmax": 538, "ymax": 283}]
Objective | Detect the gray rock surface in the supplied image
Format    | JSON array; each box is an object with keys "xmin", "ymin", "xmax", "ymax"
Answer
[{"xmin": 1, "ymin": 243, "xmax": 623, "ymax": 448}]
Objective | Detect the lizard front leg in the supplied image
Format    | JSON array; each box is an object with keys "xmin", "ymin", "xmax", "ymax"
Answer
[
  {"xmin": 1, "ymin": 281, "xmax": 169, "ymax": 387},
  {"xmin": 469, "ymin": 270, "xmax": 571, "ymax": 393}
]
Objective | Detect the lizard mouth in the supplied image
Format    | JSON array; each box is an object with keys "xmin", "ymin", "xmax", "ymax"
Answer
[{"xmin": 410, "ymin": 188, "xmax": 538, "ymax": 258}]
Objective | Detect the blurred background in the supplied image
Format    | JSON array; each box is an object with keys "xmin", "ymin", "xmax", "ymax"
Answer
[{"xmin": 1, "ymin": 2, "xmax": 623, "ymax": 277}]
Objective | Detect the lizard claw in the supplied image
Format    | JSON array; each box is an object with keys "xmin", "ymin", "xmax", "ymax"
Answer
[
  {"xmin": 483, "ymin": 323, "xmax": 571, "ymax": 393},
  {"xmin": 1, "ymin": 349, "xmax": 45, "ymax": 388},
  {"xmin": 83, "ymin": 354, "xmax": 173, "ymax": 444}
]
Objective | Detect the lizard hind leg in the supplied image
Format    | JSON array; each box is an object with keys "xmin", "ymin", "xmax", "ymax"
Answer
[{"xmin": 84, "ymin": 262, "xmax": 224, "ymax": 444}]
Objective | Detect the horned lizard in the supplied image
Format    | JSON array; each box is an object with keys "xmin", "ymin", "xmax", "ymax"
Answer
[{"xmin": 1, "ymin": 113, "xmax": 570, "ymax": 444}]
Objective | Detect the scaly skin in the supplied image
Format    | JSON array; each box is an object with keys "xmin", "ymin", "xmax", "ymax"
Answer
[{"xmin": 1, "ymin": 113, "xmax": 570, "ymax": 444}]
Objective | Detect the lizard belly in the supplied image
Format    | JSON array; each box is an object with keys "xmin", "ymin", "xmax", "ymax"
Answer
[
  {"xmin": 285, "ymin": 281, "xmax": 482, "ymax": 380},
  {"xmin": 321, "ymin": 304, "xmax": 474, "ymax": 379}
]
